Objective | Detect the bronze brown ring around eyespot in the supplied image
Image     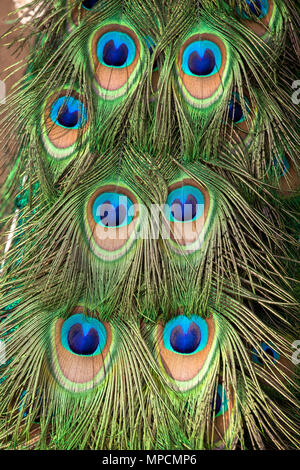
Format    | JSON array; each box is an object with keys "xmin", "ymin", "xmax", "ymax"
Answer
[
  {"xmin": 241, "ymin": 0, "xmax": 274, "ymax": 37},
  {"xmin": 44, "ymin": 90, "xmax": 88, "ymax": 149},
  {"xmin": 54, "ymin": 310, "xmax": 112, "ymax": 384},
  {"xmin": 178, "ymin": 33, "xmax": 227, "ymax": 101},
  {"xmin": 91, "ymin": 25, "xmax": 141, "ymax": 91},
  {"xmin": 166, "ymin": 178, "xmax": 210, "ymax": 246},
  {"xmin": 156, "ymin": 316, "xmax": 215, "ymax": 382},
  {"xmin": 86, "ymin": 185, "xmax": 139, "ymax": 252}
]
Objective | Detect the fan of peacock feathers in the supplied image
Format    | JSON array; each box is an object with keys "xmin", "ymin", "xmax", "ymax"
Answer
[{"xmin": 0, "ymin": 0, "xmax": 299, "ymax": 450}]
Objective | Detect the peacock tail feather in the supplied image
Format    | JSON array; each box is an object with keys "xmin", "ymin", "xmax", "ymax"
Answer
[{"xmin": 0, "ymin": 0, "xmax": 299, "ymax": 450}]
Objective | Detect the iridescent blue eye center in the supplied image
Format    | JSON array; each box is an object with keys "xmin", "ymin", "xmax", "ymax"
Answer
[
  {"xmin": 188, "ymin": 49, "xmax": 215, "ymax": 76},
  {"xmin": 257, "ymin": 346, "xmax": 275, "ymax": 365},
  {"xmin": 252, "ymin": 342, "xmax": 280, "ymax": 365},
  {"xmin": 171, "ymin": 194, "xmax": 197, "ymax": 221},
  {"xmin": 182, "ymin": 40, "xmax": 222, "ymax": 78},
  {"xmin": 170, "ymin": 322, "xmax": 201, "ymax": 354},
  {"xmin": 82, "ymin": 0, "xmax": 99, "ymax": 9},
  {"xmin": 246, "ymin": 0, "xmax": 262, "ymax": 16},
  {"xmin": 58, "ymin": 104, "xmax": 79, "ymax": 128},
  {"xmin": 97, "ymin": 32, "xmax": 136, "ymax": 68},
  {"xmin": 149, "ymin": 46, "xmax": 158, "ymax": 70},
  {"xmin": 281, "ymin": 158, "xmax": 290, "ymax": 176},
  {"xmin": 68, "ymin": 323, "xmax": 99, "ymax": 355},
  {"xmin": 93, "ymin": 192, "xmax": 134, "ymax": 228},
  {"xmin": 166, "ymin": 185, "xmax": 205, "ymax": 223},
  {"xmin": 103, "ymin": 40, "xmax": 128, "ymax": 67},
  {"xmin": 144, "ymin": 36, "xmax": 158, "ymax": 71},
  {"xmin": 228, "ymin": 93, "xmax": 250, "ymax": 124},
  {"xmin": 61, "ymin": 314, "xmax": 107, "ymax": 357},
  {"xmin": 50, "ymin": 96, "xmax": 87, "ymax": 129},
  {"xmin": 163, "ymin": 315, "xmax": 208, "ymax": 356},
  {"xmin": 215, "ymin": 392, "xmax": 222, "ymax": 415},
  {"xmin": 273, "ymin": 156, "xmax": 290, "ymax": 177},
  {"xmin": 212, "ymin": 385, "xmax": 228, "ymax": 417},
  {"xmin": 228, "ymin": 100, "xmax": 243, "ymax": 123},
  {"xmin": 100, "ymin": 200, "xmax": 127, "ymax": 227},
  {"xmin": 238, "ymin": 0, "xmax": 268, "ymax": 19},
  {"xmin": 19, "ymin": 391, "xmax": 42, "ymax": 421},
  {"xmin": 265, "ymin": 347, "xmax": 274, "ymax": 358}
]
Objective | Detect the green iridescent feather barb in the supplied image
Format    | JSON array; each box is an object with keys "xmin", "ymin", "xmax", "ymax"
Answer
[{"xmin": 0, "ymin": 0, "xmax": 299, "ymax": 450}]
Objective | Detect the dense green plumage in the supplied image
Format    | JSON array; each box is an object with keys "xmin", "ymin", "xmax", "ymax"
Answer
[{"xmin": 0, "ymin": 0, "xmax": 299, "ymax": 449}]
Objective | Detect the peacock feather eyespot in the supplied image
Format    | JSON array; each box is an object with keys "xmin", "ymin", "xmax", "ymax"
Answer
[
  {"xmin": 144, "ymin": 36, "xmax": 159, "ymax": 94},
  {"xmin": 84, "ymin": 185, "xmax": 140, "ymax": 261},
  {"xmin": 155, "ymin": 315, "xmax": 218, "ymax": 392},
  {"xmin": 18, "ymin": 390, "xmax": 42, "ymax": 423},
  {"xmin": 226, "ymin": 91, "xmax": 256, "ymax": 143},
  {"xmin": 237, "ymin": 0, "xmax": 269, "ymax": 20},
  {"xmin": 42, "ymin": 89, "xmax": 89, "ymax": 160},
  {"xmin": 252, "ymin": 342, "xmax": 280, "ymax": 366},
  {"xmin": 228, "ymin": 92, "xmax": 250, "ymax": 125},
  {"xmin": 50, "ymin": 308, "xmax": 114, "ymax": 392},
  {"xmin": 236, "ymin": 0, "xmax": 277, "ymax": 38},
  {"xmin": 228, "ymin": 101, "xmax": 243, "ymax": 124},
  {"xmin": 182, "ymin": 41, "xmax": 222, "ymax": 78},
  {"xmin": 50, "ymin": 96, "xmax": 88, "ymax": 130},
  {"xmin": 92, "ymin": 191, "xmax": 134, "ymax": 228},
  {"xmin": 210, "ymin": 384, "xmax": 236, "ymax": 447},
  {"xmin": 166, "ymin": 185, "xmax": 205, "ymax": 224},
  {"xmin": 251, "ymin": 340, "xmax": 295, "ymax": 382},
  {"xmin": 272, "ymin": 154, "xmax": 300, "ymax": 196},
  {"xmin": 97, "ymin": 32, "xmax": 136, "ymax": 68},
  {"xmin": 273, "ymin": 154, "xmax": 290, "ymax": 178},
  {"xmin": 163, "ymin": 316, "xmax": 208, "ymax": 355},
  {"xmin": 177, "ymin": 31, "xmax": 231, "ymax": 108},
  {"xmin": 163, "ymin": 179, "xmax": 211, "ymax": 253},
  {"xmin": 90, "ymin": 24, "xmax": 143, "ymax": 99},
  {"xmin": 68, "ymin": 0, "xmax": 100, "ymax": 29},
  {"xmin": 211, "ymin": 384, "xmax": 229, "ymax": 418},
  {"xmin": 61, "ymin": 314, "xmax": 107, "ymax": 356},
  {"xmin": 144, "ymin": 36, "xmax": 158, "ymax": 71}
]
